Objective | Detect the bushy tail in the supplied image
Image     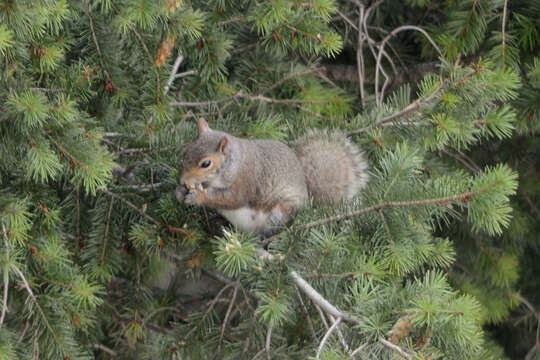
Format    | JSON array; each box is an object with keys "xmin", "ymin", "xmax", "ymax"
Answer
[{"xmin": 292, "ymin": 130, "xmax": 369, "ymax": 203}]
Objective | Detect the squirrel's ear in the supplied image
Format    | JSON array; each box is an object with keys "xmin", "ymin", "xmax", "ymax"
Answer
[
  {"xmin": 197, "ymin": 118, "xmax": 210, "ymax": 136},
  {"xmin": 217, "ymin": 137, "xmax": 228, "ymax": 154}
]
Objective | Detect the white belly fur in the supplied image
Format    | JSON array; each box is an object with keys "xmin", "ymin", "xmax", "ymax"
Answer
[{"xmin": 218, "ymin": 207, "xmax": 270, "ymax": 232}]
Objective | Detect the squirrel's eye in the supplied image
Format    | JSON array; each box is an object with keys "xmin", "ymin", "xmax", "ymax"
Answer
[{"xmin": 200, "ymin": 160, "xmax": 212, "ymax": 168}]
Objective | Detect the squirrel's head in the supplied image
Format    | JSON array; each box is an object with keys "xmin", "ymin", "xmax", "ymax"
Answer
[{"xmin": 179, "ymin": 118, "xmax": 230, "ymax": 189}]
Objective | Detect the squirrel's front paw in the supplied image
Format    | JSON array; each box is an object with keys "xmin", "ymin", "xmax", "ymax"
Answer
[
  {"xmin": 175, "ymin": 186, "xmax": 188, "ymax": 202},
  {"xmin": 184, "ymin": 191, "xmax": 199, "ymax": 205}
]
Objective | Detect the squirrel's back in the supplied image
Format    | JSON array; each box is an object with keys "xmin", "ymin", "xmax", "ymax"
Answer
[{"xmin": 292, "ymin": 130, "xmax": 369, "ymax": 203}]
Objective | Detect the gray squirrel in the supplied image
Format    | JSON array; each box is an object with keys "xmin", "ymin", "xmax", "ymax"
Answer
[{"xmin": 176, "ymin": 118, "xmax": 369, "ymax": 236}]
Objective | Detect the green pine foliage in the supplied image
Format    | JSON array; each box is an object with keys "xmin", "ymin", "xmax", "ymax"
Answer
[{"xmin": 0, "ymin": 0, "xmax": 537, "ymax": 359}]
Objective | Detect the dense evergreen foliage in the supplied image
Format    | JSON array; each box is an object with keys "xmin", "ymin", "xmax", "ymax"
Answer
[{"xmin": 0, "ymin": 0, "xmax": 538, "ymax": 359}]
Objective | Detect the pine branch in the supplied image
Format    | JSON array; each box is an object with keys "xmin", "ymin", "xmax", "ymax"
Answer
[
  {"xmin": 219, "ymin": 281, "xmax": 240, "ymax": 352},
  {"xmin": 375, "ymin": 25, "xmax": 444, "ymax": 105},
  {"xmin": 294, "ymin": 286, "xmax": 317, "ymax": 342},
  {"xmin": 97, "ymin": 187, "xmax": 193, "ymax": 238},
  {"xmin": 290, "ymin": 270, "xmax": 362, "ymax": 324},
  {"xmin": 296, "ymin": 190, "xmax": 474, "ymax": 231},
  {"xmin": 379, "ymin": 338, "xmax": 413, "ymax": 360},
  {"xmin": 12, "ymin": 265, "xmax": 58, "ymax": 344}
]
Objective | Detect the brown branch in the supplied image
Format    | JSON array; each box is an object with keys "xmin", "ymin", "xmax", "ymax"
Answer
[
  {"xmin": 46, "ymin": 134, "xmax": 89, "ymax": 171},
  {"xmin": 378, "ymin": 209, "xmax": 395, "ymax": 245}
]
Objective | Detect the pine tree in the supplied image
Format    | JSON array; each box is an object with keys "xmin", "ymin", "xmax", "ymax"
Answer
[{"xmin": 0, "ymin": 0, "xmax": 536, "ymax": 359}]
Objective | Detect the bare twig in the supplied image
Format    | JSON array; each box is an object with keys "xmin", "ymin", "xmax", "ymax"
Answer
[
  {"xmin": 296, "ymin": 190, "xmax": 474, "ymax": 231},
  {"xmin": 316, "ymin": 317, "xmax": 342, "ymax": 359},
  {"xmin": 0, "ymin": 224, "xmax": 9, "ymax": 327},
  {"xmin": 295, "ymin": 286, "xmax": 317, "ymax": 341},
  {"xmin": 142, "ymin": 306, "xmax": 185, "ymax": 328},
  {"xmin": 174, "ymin": 70, "xmax": 197, "ymax": 79},
  {"xmin": 97, "ymin": 187, "xmax": 193, "ymax": 238},
  {"xmin": 114, "ymin": 183, "xmax": 165, "ymax": 191},
  {"xmin": 261, "ymin": 67, "xmax": 320, "ymax": 94},
  {"xmin": 375, "ymin": 25, "xmax": 444, "ymax": 105},
  {"xmin": 328, "ymin": 314, "xmax": 350, "ymax": 353},
  {"xmin": 378, "ymin": 209, "xmax": 395, "ymax": 245},
  {"xmin": 501, "ymin": 0, "xmax": 509, "ymax": 68},
  {"xmin": 164, "ymin": 50, "xmax": 184, "ymax": 95},
  {"xmin": 379, "ymin": 338, "xmax": 414, "ymax": 359},
  {"xmin": 183, "ymin": 283, "xmax": 235, "ymax": 342},
  {"xmin": 442, "ymin": 149, "xmax": 481, "ymax": 173},
  {"xmin": 350, "ymin": 342, "xmax": 369, "ymax": 357},
  {"xmin": 347, "ymin": 78, "xmax": 447, "ymax": 136},
  {"xmin": 94, "ymin": 344, "xmax": 117, "ymax": 356},
  {"xmin": 117, "ymin": 145, "xmax": 181, "ymax": 155},
  {"xmin": 172, "ymin": 92, "xmax": 329, "ymax": 119},
  {"xmin": 17, "ymin": 319, "xmax": 29, "ymax": 344},
  {"xmin": 290, "ymin": 270, "xmax": 362, "ymax": 324},
  {"xmin": 525, "ymin": 344, "xmax": 538, "ymax": 360},
  {"xmin": 100, "ymin": 198, "xmax": 114, "ymax": 267},
  {"xmin": 219, "ymin": 282, "xmax": 240, "ymax": 351},
  {"xmin": 356, "ymin": 4, "xmax": 366, "ymax": 107},
  {"xmin": 131, "ymin": 27, "xmax": 161, "ymax": 97}
]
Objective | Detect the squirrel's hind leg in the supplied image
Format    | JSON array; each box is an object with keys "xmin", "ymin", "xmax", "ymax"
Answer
[{"xmin": 260, "ymin": 201, "xmax": 300, "ymax": 237}]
